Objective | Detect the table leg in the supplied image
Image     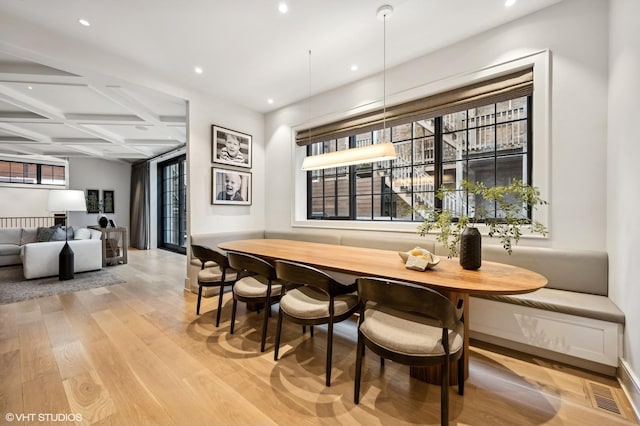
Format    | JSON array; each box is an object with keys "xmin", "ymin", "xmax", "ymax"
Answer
[{"xmin": 409, "ymin": 292, "xmax": 469, "ymax": 385}]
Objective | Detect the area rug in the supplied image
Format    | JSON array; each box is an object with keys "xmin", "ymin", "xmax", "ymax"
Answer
[{"xmin": 0, "ymin": 265, "xmax": 126, "ymax": 304}]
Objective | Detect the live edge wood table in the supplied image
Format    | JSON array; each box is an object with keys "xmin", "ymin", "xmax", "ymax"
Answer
[{"xmin": 218, "ymin": 239, "xmax": 547, "ymax": 385}]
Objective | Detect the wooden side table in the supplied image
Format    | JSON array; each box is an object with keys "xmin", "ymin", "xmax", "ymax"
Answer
[{"xmin": 89, "ymin": 226, "xmax": 128, "ymax": 266}]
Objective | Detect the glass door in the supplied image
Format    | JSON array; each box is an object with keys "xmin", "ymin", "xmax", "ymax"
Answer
[{"xmin": 158, "ymin": 155, "xmax": 186, "ymax": 253}]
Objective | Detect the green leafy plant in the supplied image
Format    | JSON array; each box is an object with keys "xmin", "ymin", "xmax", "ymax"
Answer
[{"xmin": 417, "ymin": 179, "xmax": 547, "ymax": 257}]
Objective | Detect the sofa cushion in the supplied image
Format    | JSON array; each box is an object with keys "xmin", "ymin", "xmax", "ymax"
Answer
[
  {"xmin": 0, "ymin": 228, "xmax": 22, "ymax": 245},
  {"xmin": 20, "ymin": 228, "xmax": 38, "ymax": 245},
  {"xmin": 0, "ymin": 243, "xmax": 21, "ymax": 256}
]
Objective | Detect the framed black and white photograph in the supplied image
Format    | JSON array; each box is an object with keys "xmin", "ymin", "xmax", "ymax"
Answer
[
  {"xmin": 211, "ymin": 167, "xmax": 252, "ymax": 205},
  {"xmin": 86, "ymin": 189, "xmax": 100, "ymax": 213},
  {"xmin": 212, "ymin": 125, "xmax": 252, "ymax": 168},
  {"xmin": 103, "ymin": 190, "xmax": 115, "ymax": 213}
]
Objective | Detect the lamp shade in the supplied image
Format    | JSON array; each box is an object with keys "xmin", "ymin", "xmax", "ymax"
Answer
[
  {"xmin": 47, "ymin": 189, "xmax": 87, "ymax": 212},
  {"xmin": 301, "ymin": 142, "xmax": 397, "ymax": 171}
]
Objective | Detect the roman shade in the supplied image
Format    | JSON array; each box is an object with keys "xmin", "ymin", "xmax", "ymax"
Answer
[{"xmin": 296, "ymin": 67, "xmax": 533, "ymax": 146}]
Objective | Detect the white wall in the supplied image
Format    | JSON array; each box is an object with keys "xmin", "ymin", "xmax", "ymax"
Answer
[
  {"xmin": 608, "ymin": 0, "xmax": 640, "ymax": 410},
  {"xmin": 264, "ymin": 0, "xmax": 609, "ymax": 250},
  {"xmin": 67, "ymin": 157, "xmax": 131, "ymax": 230}
]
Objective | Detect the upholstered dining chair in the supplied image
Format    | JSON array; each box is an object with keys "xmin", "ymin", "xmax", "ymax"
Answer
[
  {"xmin": 354, "ymin": 277, "xmax": 464, "ymax": 426},
  {"xmin": 273, "ymin": 260, "xmax": 359, "ymax": 387},
  {"xmin": 190, "ymin": 245, "xmax": 237, "ymax": 327},
  {"xmin": 226, "ymin": 251, "xmax": 283, "ymax": 352}
]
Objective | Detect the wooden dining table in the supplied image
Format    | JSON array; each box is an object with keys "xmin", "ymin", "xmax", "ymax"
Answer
[{"xmin": 218, "ymin": 238, "xmax": 548, "ymax": 385}]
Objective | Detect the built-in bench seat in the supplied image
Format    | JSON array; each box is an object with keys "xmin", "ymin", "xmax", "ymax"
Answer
[
  {"xmin": 468, "ymin": 246, "xmax": 623, "ymax": 376},
  {"xmin": 187, "ymin": 230, "xmax": 624, "ymax": 375}
]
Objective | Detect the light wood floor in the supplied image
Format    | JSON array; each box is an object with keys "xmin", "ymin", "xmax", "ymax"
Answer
[{"xmin": 1, "ymin": 248, "xmax": 637, "ymax": 425}]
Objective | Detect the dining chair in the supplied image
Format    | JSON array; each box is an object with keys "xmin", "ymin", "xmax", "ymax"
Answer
[
  {"xmin": 226, "ymin": 251, "xmax": 283, "ymax": 352},
  {"xmin": 274, "ymin": 260, "xmax": 359, "ymax": 386},
  {"xmin": 354, "ymin": 277, "xmax": 464, "ymax": 426},
  {"xmin": 190, "ymin": 244, "xmax": 237, "ymax": 327}
]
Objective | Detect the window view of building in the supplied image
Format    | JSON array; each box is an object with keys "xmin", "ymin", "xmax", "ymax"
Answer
[
  {"xmin": 0, "ymin": 160, "xmax": 65, "ymax": 186},
  {"xmin": 307, "ymin": 96, "xmax": 530, "ymax": 222}
]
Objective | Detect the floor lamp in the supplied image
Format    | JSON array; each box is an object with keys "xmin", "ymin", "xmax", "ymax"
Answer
[{"xmin": 48, "ymin": 189, "xmax": 87, "ymax": 280}]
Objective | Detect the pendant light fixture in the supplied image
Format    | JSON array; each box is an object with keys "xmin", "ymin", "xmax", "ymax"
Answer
[{"xmin": 301, "ymin": 5, "xmax": 396, "ymax": 171}]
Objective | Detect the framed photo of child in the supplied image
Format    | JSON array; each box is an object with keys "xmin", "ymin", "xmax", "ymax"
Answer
[
  {"xmin": 212, "ymin": 125, "xmax": 252, "ymax": 168},
  {"xmin": 211, "ymin": 167, "xmax": 252, "ymax": 205}
]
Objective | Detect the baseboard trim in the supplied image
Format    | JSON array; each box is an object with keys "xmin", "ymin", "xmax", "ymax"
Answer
[{"xmin": 618, "ymin": 358, "xmax": 640, "ymax": 422}]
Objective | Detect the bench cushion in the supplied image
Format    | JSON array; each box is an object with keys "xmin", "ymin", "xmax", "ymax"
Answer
[
  {"xmin": 340, "ymin": 234, "xmax": 436, "ymax": 253},
  {"xmin": 482, "ymin": 246, "xmax": 608, "ymax": 296},
  {"xmin": 476, "ymin": 288, "xmax": 624, "ymax": 324},
  {"xmin": 265, "ymin": 230, "xmax": 341, "ymax": 245}
]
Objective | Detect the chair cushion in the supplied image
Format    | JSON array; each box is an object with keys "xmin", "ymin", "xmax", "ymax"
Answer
[
  {"xmin": 360, "ymin": 306, "xmax": 464, "ymax": 357},
  {"xmin": 280, "ymin": 287, "xmax": 358, "ymax": 319},
  {"xmin": 233, "ymin": 276, "xmax": 282, "ymax": 298},
  {"xmin": 197, "ymin": 266, "xmax": 237, "ymax": 284}
]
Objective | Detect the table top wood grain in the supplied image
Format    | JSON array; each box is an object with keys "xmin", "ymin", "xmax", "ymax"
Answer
[{"xmin": 218, "ymin": 239, "xmax": 547, "ymax": 296}]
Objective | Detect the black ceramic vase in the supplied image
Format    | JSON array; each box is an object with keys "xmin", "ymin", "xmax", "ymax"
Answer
[
  {"xmin": 460, "ymin": 226, "xmax": 481, "ymax": 270},
  {"xmin": 98, "ymin": 215, "xmax": 109, "ymax": 228}
]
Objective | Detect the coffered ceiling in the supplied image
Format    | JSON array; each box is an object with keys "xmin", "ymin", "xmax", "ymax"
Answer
[
  {"xmin": 0, "ymin": 50, "xmax": 187, "ymax": 163},
  {"xmin": 0, "ymin": 0, "xmax": 563, "ymax": 163}
]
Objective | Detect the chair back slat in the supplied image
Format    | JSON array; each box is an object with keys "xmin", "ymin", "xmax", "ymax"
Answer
[
  {"xmin": 357, "ymin": 277, "xmax": 459, "ymax": 329},
  {"xmin": 191, "ymin": 244, "xmax": 228, "ymax": 268},
  {"xmin": 275, "ymin": 260, "xmax": 349, "ymax": 295},
  {"xmin": 227, "ymin": 251, "xmax": 276, "ymax": 280}
]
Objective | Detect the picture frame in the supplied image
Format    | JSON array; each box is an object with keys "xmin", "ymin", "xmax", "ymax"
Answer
[
  {"xmin": 103, "ymin": 190, "xmax": 115, "ymax": 213},
  {"xmin": 212, "ymin": 125, "xmax": 252, "ymax": 168},
  {"xmin": 86, "ymin": 189, "xmax": 100, "ymax": 213},
  {"xmin": 109, "ymin": 219, "xmax": 117, "ymax": 228},
  {"xmin": 211, "ymin": 167, "xmax": 252, "ymax": 205}
]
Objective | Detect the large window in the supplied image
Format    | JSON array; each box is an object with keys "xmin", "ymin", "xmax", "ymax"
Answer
[
  {"xmin": 306, "ymin": 95, "xmax": 531, "ymax": 222},
  {"xmin": 0, "ymin": 160, "xmax": 65, "ymax": 185}
]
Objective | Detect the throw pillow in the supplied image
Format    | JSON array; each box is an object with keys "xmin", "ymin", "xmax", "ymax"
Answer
[
  {"xmin": 74, "ymin": 228, "xmax": 91, "ymax": 240},
  {"xmin": 49, "ymin": 226, "xmax": 67, "ymax": 241},
  {"xmin": 20, "ymin": 228, "xmax": 38, "ymax": 245},
  {"xmin": 36, "ymin": 227, "xmax": 54, "ymax": 242}
]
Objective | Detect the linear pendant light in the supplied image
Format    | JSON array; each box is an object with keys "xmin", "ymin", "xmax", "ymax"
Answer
[{"xmin": 301, "ymin": 5, "xmax": 396, "ymax": 171}]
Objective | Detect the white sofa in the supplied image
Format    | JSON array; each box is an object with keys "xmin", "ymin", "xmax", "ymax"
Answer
[
  {"xmin": 0, "ymin": 226, "xmax": 103, "ymax": 279},
  {"xmin": 21, "ymin": 238, "xmax": 103, "ymax": 279}
]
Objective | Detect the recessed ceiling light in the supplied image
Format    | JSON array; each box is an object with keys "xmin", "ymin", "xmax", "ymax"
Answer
[
  {"xmin": 278, "ymin": 2, "xmax": 288, "ymax": 13},
  {"xmin": 505, "ymin": 0, "xmax": 517, "ymax": 7},
  {"xmin": 350, "ymin": 64, "xmax": 358, "ymax": 72},
  {"xmin": 267, "ymin": 99, "xmax": 274, "ymax": 104},
  {"xmin": 194, "ymin": 66, "xmax": 203, "ymax": 74},
  {"xmin": 78, "ymin": 18, "xmax": 91, "ymax": 26},
  {"xmin": 27, "ymin": 86, "xmax": 33, "ymax": 90}
]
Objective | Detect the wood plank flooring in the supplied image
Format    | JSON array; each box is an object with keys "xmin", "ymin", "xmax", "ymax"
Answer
[{"xmin": 0, "ymin": 248, "xmax": 637, "ymax": 425}]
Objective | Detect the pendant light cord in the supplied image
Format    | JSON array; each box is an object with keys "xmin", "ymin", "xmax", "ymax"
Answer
[
  {"xmin": 382, "ymin": 12, "xmax": 387, "ymax": 139},
  {"xmin": 308, "ymin": 49, "xmax": 311, "ymax": 146}
]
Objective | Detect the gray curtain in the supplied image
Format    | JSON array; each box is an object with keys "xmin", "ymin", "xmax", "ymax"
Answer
[{"xmin": 130, "ymin": 161, "xmax": 150, "ymax": 249}]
